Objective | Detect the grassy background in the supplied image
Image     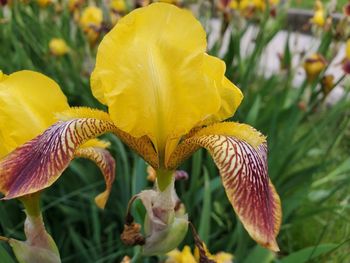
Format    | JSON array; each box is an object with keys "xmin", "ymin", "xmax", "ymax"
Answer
[{"xmin": 290, "ymin": 0, "xmax": 348, "ymax": 11}]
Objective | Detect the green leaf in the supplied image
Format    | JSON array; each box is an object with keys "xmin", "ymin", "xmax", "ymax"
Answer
[
  {"xmin": 0, "ymin": 244, "xmax": 16, "ymax": 263},
  {"xmin": 245, "ymin": 95, "xmax": 261, "ymax": 125},
  {"xmin": 198, "ymin": 168, "xmax": 211, "ymax": 245},
  {"xmin": 242, "ymin": 245, "xmax": 275, "ymax": 263},
  {"xmin": 280, "ymin": 244, "xmax": 338, "ymax": 263}
]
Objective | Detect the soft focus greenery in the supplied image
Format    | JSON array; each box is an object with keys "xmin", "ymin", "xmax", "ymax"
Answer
[
  {"xmin": 290, "ymin": 0, "xmax": 348, "ymax": 11},
  {"xmin": 0, "ymin": 0, "xmax": 349, "ymax": 262}
]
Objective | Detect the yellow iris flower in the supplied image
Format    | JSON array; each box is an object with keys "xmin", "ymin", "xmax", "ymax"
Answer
[
  {"xmin": 0, "ymin": 71, "xmax": 115, "ymax": 262},
  {"xmin": 0, "ymin": 3, "xmax": 281, "ymax": 256},
  {"xmin": 0, "ymin": 70, "xmax": 115, "ymax": 207}
]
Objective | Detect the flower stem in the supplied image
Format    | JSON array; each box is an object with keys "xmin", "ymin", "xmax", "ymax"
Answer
[
  {"xmin": 125, "ymin": 195, "xmax": 138, "ymax": 225},
  {"xmin": 19, "ymin": 192, "xmax": 41, "ymax": 217},
  {"xmin": 189, "ymin": 222, "xmax": 215, "ymax": 263},
  {"xmin": 156, "ymin": 169, "xmax": 174, "ymax": 192},
  {"xmin": 121, "ymin": 195, "xmax": 145, "ymax": 246}
]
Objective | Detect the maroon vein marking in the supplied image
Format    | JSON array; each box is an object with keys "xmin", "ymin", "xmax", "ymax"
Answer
[
  {"xmin": 0, "ymin": 118, "xmax": 115, "ymax": 199},
  {"xmin": 191, "ymin": 135, "xmax": 279, "ymax": 245}
]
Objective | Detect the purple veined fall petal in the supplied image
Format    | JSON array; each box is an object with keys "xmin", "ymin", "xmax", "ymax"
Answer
[
  {"xmin": 185, "ymin": 123, "xmax": 281, "ymax": 252},
  {"xmin": 75, "ymin": 146, "xmax": 116, "ymax": 209},
  {"xmin": 0, "ymin": 118, "xmax": 116, "ymax": 200}
]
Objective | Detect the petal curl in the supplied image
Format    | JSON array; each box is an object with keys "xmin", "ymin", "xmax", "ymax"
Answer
[
  {"xmin": 0, "ymin": 118, "xmax": 116, "ymax": 199},
  {"xmin": 185, "ymin": 122, "xmax": 281, "ymax": 251},
  {"xmin": 75, "ymin": 146, "xmax": 116, "ymax": 209}
]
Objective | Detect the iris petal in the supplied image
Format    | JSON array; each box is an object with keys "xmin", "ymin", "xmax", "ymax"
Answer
[
  {"xmin": 91, "ymin": 3, "xmax": 242, "ymax": 157},
  {"xmin": 0, "ymin": 70, "xmax": 69, "ymax": 158},
  {"xmin": 0, "ymin": 118, "xmax": 116, "ymax": 199},
  {"xmin": 184, "ymin": 122, "xmax": 281, "ymax": 251},
  {"xmin": 75, "ymin": 145, "xmax": 116, "ymax": 209}
]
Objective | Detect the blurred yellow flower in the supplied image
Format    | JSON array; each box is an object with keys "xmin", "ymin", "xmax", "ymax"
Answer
[
  {"xmin": 311, "ymin": 9, "xmax": 325, "ymax": 27},
  {"xmin": 110, "ymin": 0, "xmax": 127, "ymax": 25},
  {"xmin": 80, "ymin": 6, "xmax": 103, "ymax": 29},
  {"xmin": 230, "ymin": 0, "xmax": 264, "ymax": 11},
  {"xmin": 49, "ymin": 38, "xmax": 69, "ymax": 56},
  {"xmin": 68, "ymin": 0, "xmax": 83, "ymax": 12},
  {"xmin": 166, "ymin": 245, "xmax": 233, "ymax": 263},
  {"xmin": 194, "ymin": 244, "xmax": 233, "ymax": 263},
  {"xmin": 345, "ymin": 39, "xmax": 350, "ymax": 59},
  {"xmin": 80, "ymin": 6, "xmax": 103, "ymax": 43},
  {"xmin": 303, "ymin": 53, "xmax": 327, "ymax": 81},
  {"xmin": 166, "ymin": 246, "xmax": 196, "ymax": 263},
  {"xmin": 310, "ymin": 0, "xmax": 325, "ymax": 27},
  {"xmin": 37, "ymin": 0, "xmax": 52, "ymax": 7},
  {"xmin": 342, "ymin": 39, "xmax": 350, "ymax": 74},
  {"xmin": 229, "ymin": 0, "xmax": 238, "ymax": 9},
  {"xmin": 321, "ymin": 74, "xmax": 334, "ymax": 95},
  {"xmin": 269, "ymin": 0, "xmax": 279, "ymax": 5},
  {"xmin": 111, "ymin": 0, "xmax": 126, "ymax": 13},
  {"xmin": 230, "ymin": 0, "xmax": 276, "ymax": 17}
]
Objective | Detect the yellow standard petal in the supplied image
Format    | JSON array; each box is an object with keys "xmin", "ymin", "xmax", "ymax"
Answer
[
  {"xmin": 91, "ymin": 3, "xmax": 243, "ymax": 159},
  {"xmin": 0, "ymin": 70, "xmax": 69, "ymax": 158}
]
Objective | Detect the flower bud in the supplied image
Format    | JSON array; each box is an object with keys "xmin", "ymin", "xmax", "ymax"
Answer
[
  {"xmin": 303, "ymin": 53, "xmax": 327, "ymax": 81},
  {"xmin": 10, "ymin": 214, "xmax": 60, "ymax": 263},
  {"xmin": 79, "ymin": 6, "xmax": 103, "ymax": 44},
  {"xmin": 321, "ymin": 74, "xmax": 334, "ymax": 95},
  {"xmin": 342, "ymin": 59, "xmax": 350, "ymax": 74},
  {"xmin": 49, "ymin": 38, "xmax": 69, "ymax": 56},
  {"xmin": 310, "ymin": 0, "xmax": 325, "ymax": 27},
  {"xmin": 138, "ymin": 178, "xmax": 188, "ymax": 256},
  {"xmin": 142, "ymin": 213, "xmax": 188, "ymax": 256}
]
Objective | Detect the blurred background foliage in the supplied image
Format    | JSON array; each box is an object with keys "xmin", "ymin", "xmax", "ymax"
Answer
[{"xmin": 0, "ymin": 0, "xmax": 350, "ymax": 262}]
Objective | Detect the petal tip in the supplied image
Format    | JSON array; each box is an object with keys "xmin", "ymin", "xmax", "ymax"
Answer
[
  {"xmin": 95, "ymin": 191, "xmax": 109, "ymax": 209},
  {"xmin": 264, "ymin": 239, "xmax": 280, "ymax": 252}
]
